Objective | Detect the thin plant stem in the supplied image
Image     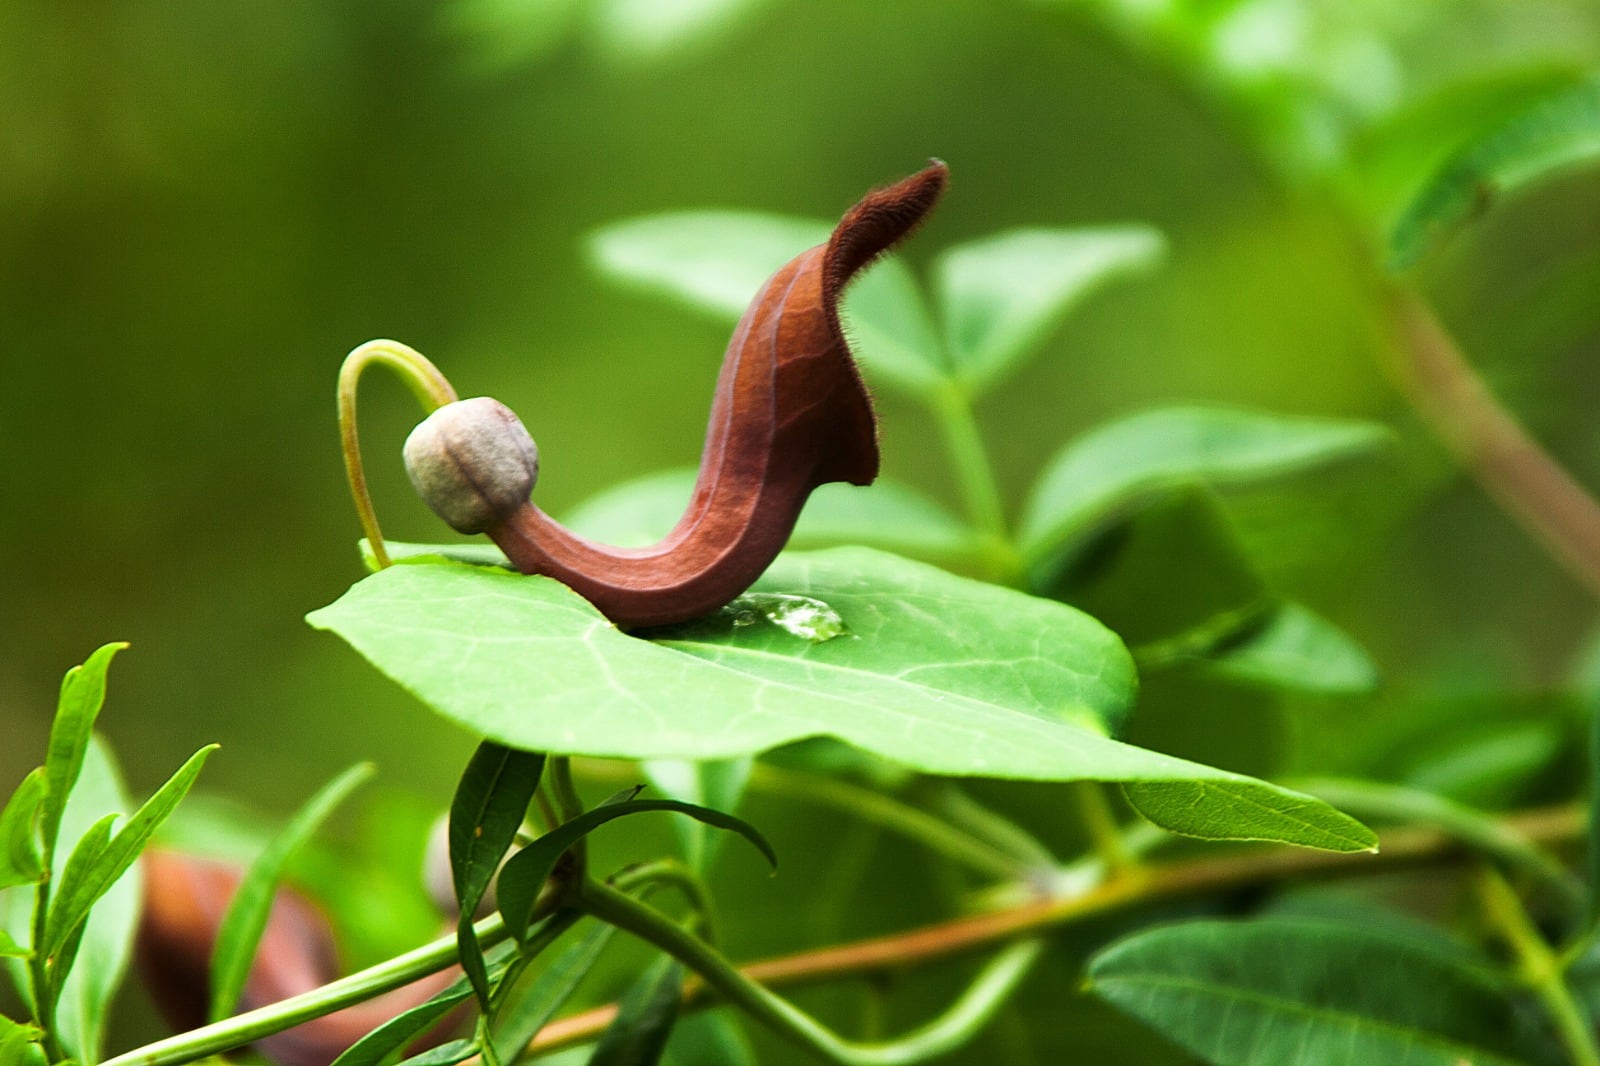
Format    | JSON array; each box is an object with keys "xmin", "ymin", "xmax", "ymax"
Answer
[
  {"xmin": 547, "ymin": 757, "xmax": 585, "ymax": 825},
  {"xmin": 29, "ymin": 884, "xmax": 58, "ymax": 1061},
  {"xmin": 1294, "ymin": 776, "xmax": 1584, "ymax": 913},
  {"xmin": 100, "ymin": 912, "xmax": 516, "ymax": 1066},
  {"xmin": 928, "ymin": 381, "xmax": 1026, "ymax": 586},
  {"xmin": 609, "ymin": 858, "xmax": 720, "ymax": 943},
  {"xmin": 1070, "ymin": 782, "xmax": 1139, "ymax": 878},
  {"xmin": 1387, "ymin": 290, "xmax": 1600, "ymax": 597},
  {"xmin": 337, "ymin": 339, "xmax": 459, "ymax": 570},
  {"xmin": 926, "ymin": 782, "xmax": 1059, "ymax": 870},
  {"xmin": 750, "ymin": 764, "xmax": 1030, "ymax": 881},
  {"xmin": 531, "ymin": 804, "xmax": 1583, "ymax": 1054},
  {"xmin": 576, "ymin": 877, "xmax": 1044, "ymax": 1066},
  {"xmin": 1476, "ymin": 867, "xmax": 1600, "ymax": 1066}
]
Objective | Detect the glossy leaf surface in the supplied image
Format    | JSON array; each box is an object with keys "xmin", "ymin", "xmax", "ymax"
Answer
[
  {"xmin": 312, "ymin": 549, "xmax": 1373, "ymax": 851},
  {"xmin": 1089, "ymin": 918, "xmax": 1535, "ymax": 1066}
]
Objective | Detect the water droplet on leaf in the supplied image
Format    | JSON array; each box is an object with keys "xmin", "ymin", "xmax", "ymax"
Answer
[{"xmin": 729, "ymin": 593, "xmax": 850, "ymax": 643}]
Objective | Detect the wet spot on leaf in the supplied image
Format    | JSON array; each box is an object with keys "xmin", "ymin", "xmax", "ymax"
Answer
[{"xmin": 724, "ymin": 593, "xmax": 850, "ymax": 643}]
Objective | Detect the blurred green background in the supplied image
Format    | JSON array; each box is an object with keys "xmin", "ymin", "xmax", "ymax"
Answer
[{"xmin": 3, "ymin": 0, "xmax": 1599, "ymax": 1060}]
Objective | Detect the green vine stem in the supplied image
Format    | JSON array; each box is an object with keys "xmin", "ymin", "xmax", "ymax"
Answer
[
  {"xmin": 926, "ymin": 782, "xmax": 1059, "ymax": 871},
  {"xmin": 337, "ymin": 339, "xmax": 460, "ymax": 570},
  {"xmin": 531, "ymin": 804, "xmax": 1582, "ymax": 1054},
  {"xmin": 577, "ymin": 877, "xmax": 1044, "ymax": 1066},
  {"xmin": 1476, "ymin": 866, "xmax": 1600, "ymax": 1066},
  {"xmin": 750, "ymin": 765, "xmax": 1032, "ymax": 881},
  {"xmin": 1295, "ymin": 776, "xmax": 1585, "ymax": 913},
  {"xmin": 99, "ymin": 912, "xmax": 514, "ymax": 1066},
  {"xmin": 609, "ymin": 857, "xmax": 720, "ymax": 943},
  {"xmin": 1069, "ymin": 782, "xmax": 1140, "ymax": 879}
]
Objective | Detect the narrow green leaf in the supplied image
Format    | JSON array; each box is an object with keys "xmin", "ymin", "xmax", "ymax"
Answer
[
  {"xmin": 641, "ymin": 758, "xmax": 752, "ymax": 872},
  {"xmin": 0, "ymin": 770, "xmax": 47, "ymax": 890},
  {"xmin": 1146, "ymin": 601, "xmax": 1380, "ymax": 695},
  {"xmin": 1088, "ymin": 918, "xmax": 1534, "ymax": 1066},
  {"xmin": 8, "ymin": 738, "xmax": 142, "ymax": 1062},
  {"xmin": 585, "ymin": 211, "xmax": 947, "ymax": 395},
  {"xmin": 499, "ymin": 799, "xmax": 774, "ymax": 940},
  {"xmin": 588, "ymin": 955, "xmax": 684, "ymax": 1066},
  {"xmin": 1124, "ymin": 780, "xmax": 1377, "ymax": 852},
  {"xmin": 208, "ymin": 762, "xmax": 374, "ymax": 1022},
  {"xmin": 42, "ymin": 644, "xmax": 127, "ymax": 859},
  {"xmin": 935, "ymin": 226, "xmax": 1164, "ymax": 394},
  {"xmin": 44, "ymin": 744, "xmax": 217, "ymax": 964},
  {"xmin": 1019, "ymin": 407, "xmax": 1391, "ymax": 573},
  {"xmin": 450, "ymin": 743, "xmax": 545, "ymax": 1004},
  {"xmin": 47, "ymin": 816, "xmax": 118, "ymax": 974},
  {"xmin": 311, "ymin": 548, "xmax": 1374, "ymax": 852},
  {"xmin": 0, "ymin": 930, "xmax": 25, "ymax": 958},
  {"xmin": 562, "ymin": 471, "xmax": 978, "ymax": 565},
  {"xmin": 492, "ymin": 920, "xmax": 617, "ymax": 1063},
  {"xmin": 395, "ymin": 1037, "xmax": 478, "ymax": 1066},
  {"xmin": 330, "ymin": 985, "xmax": 474, "ymax": 1066},
  {"xmin": 1390, "ymin": 76, "xmax": 1600, "ymax": 271},
  {"xmin": 662, "ymin": 1012, "xmax": 756, "ymax": 1066}
]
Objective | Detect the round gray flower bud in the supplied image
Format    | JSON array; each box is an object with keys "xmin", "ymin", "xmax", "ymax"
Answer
[{"xmin": 404, "ymin": 397, "xmax": 539, "ymax": 534}]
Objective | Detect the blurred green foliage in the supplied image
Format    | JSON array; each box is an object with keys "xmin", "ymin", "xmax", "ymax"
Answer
[{"xmin": 3, "ymin": 0, "xmax": 1600, "ymax": 1061}]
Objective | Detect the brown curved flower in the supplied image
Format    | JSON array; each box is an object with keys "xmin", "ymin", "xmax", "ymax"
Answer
[{"xmin": 404, "ymin": 162, "xmax": 950, "ymax": 627}]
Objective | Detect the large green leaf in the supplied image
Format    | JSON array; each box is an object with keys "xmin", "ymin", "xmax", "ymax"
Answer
[
  {"xmin": 586, "ymin": 211, "xmax": 948, "ymax": 394},
  {"xmin": 562, "ymin": 469, "xmax": 976, "ymax": 564},
  {"xmin": 208, "ymin": 762, "xmax": 373, "ymax": 1022},
  {"xmin": 310, "ymin": 548, "xmax": 1373, "ymax": 851},
  {"xmin": 1019, "ymin": 407, "xmax": 1390, "ymax": 574},
  {"xmin": 934, "ymin": 226, "xmax": 1164, "ymax": 394},
  {"xmin": 1390, "ymin": 76, "xmax": 1600, "ymax": 271},
  {"xmin": 1088, "ymin": 917, "xmax": 1537, "ymax": 1066}
]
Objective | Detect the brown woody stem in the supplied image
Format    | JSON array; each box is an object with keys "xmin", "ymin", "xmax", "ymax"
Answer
[{"xmin": 1389, "ymin": 290, "xmax": 1600, "ymax": 596}]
